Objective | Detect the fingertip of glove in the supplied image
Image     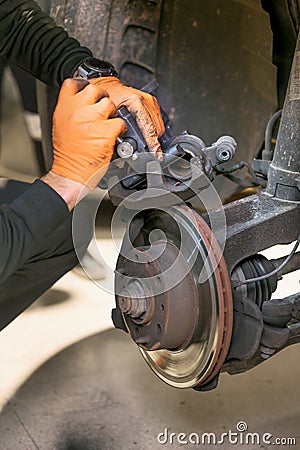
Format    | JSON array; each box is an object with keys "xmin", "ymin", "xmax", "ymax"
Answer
[{"xmin": 115, "ymin": 117, "xmax": 128, "ymax": 134}]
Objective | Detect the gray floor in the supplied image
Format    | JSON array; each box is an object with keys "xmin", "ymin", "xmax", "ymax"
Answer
[{"xmin": 0, "ymin": 329, "xmax": 299, "ymax": 450}]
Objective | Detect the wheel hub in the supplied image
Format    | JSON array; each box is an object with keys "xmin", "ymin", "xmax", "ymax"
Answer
[{"xmin": 117, "ymin": 239, "xmax": 198, "ymax": 351}]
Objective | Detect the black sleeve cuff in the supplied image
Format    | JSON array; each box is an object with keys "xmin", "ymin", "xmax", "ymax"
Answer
[
  {"xmin": 58, "ymin": 48, "xmax": 92, "ymax": 85},
  {"xmin": 9, "ymin": 179, "xmax": 70, "ymax": 240}
]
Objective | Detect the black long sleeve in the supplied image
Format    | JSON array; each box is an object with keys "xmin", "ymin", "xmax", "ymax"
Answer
[
  {"xmin": 0, "ymin": 0, "xmax": 92, "ymax": 85},
  {"xmin": 0, "ymin": 2, "xmax": 89, "ymax": 283},
  {"xmin": 0, "ymin": 180, "xmax": 70, "ymax": 283}
]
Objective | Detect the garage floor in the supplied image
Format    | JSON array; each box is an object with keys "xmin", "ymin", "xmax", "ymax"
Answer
[{"xmin": 0, "ymin": 234, "xmax": 299, "ymax": 450}]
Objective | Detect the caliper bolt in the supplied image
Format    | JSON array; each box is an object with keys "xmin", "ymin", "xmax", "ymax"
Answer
[
  {"xmin": 116, "ymin": 137, "xmax": 136, "ymax": 158},
  {"xmin": 215, "ymin": 136, "xmax": 237, "ymax": 162}
]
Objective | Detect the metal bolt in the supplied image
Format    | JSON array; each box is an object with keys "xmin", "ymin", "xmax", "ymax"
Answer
[
  {"xmin": 215, "ymin": 136, "xmax": 237, "ymax": 162},
  {"xmin": 260, "ymin": 345, "xmax": 275, "ymax": 359},
  {"xmin": 116, "ymin": 138, "xmax": 135, "ymax": 158},
  {"xmin": 218, "ymin": 149, "xmax": 231, "ymax": 162},
  {"xmin": 119, "ymin": 281, "xmax": 147, "ymax": 318}
]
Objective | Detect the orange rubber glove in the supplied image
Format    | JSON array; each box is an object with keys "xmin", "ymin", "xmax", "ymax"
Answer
[
  {"xmin": 52, "ymin": 78, "xmax": 127, "ymax": 190},
  {"xmin": 90, "ymin": 77, "xmax": 165, "ymax": 154}
]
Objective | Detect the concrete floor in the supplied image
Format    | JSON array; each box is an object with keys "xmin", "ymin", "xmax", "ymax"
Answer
[{"xmin": 0, "ymin": 235, "xmax": 299, "ymax": 450}]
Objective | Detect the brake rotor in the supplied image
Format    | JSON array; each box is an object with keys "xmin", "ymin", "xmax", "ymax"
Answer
[{"xmin": 114, "ymin": 205, "xmax": 233, "ymax": 389}]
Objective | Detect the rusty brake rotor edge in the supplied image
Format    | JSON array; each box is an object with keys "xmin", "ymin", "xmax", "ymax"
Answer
[{"xmin": 115, "ymin": 205, "xmax": 233, "ymax": 389}]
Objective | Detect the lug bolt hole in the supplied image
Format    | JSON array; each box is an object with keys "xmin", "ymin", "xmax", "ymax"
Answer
[{"xmin": 156, "ymin": 324, "xmax": 161, "ymax": 334}]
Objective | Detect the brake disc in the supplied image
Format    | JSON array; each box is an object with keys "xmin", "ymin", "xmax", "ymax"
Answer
[{"xmin": 114, "ymin": 205, "xmax": 233, "ymax": 389}]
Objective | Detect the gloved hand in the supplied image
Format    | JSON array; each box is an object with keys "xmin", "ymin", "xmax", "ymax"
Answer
[
  {"xmin": 90, "ymin": 77, "xmax": 165, "ymax": 154},
  {"xmin": 51, "ymin": 78, "xmax": 127, "ymax": 190}
]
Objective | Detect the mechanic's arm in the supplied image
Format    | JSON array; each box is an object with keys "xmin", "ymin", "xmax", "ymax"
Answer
[
  {"xmin": 0, "ymin": 79, "xmax": 125, "ymax": 283},
  {"xmin": 0, "ymin": 0, "xmax": 164, "ymax": 152},
  {"xmin": 0, "ymin": 0, "xmax": 91, "ymax": 85}
]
